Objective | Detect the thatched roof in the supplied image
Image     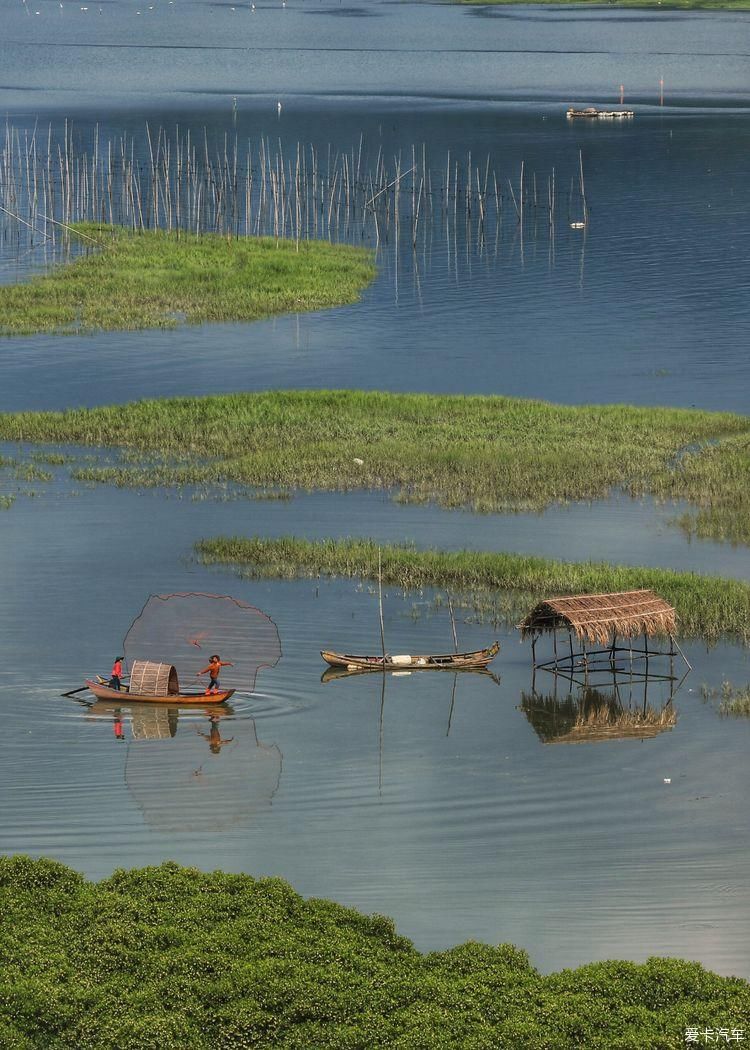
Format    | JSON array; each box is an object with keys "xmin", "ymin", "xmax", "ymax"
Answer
[{"xmin": 519, "ymin": 589, "xmax": 675, "ymax": 646}]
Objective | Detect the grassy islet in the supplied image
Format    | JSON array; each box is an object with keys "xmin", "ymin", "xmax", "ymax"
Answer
[
  {"xmin": 0, "ymin": 225, "xmax": 375, "ymax": 336},
  {"xmin": 1, "ymin": 390, "xmax": 747, "ymax": 543},
  {"xmin": 195, "ymin": 535, "xmax": 750, "ymax": 644}
]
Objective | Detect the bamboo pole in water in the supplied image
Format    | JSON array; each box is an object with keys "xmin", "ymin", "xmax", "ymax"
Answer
[{"xmin": 378, "ymin": 548, "xmax": 386, "ymax": 662}]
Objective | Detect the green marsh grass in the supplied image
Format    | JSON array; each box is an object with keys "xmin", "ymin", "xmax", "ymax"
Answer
[
  {"xmin": 195, "ymin": 536, "xmax": 750, "ymax": 644},
  {"xmin": 0, "ymin": 225, "xmax": 375, "ymax": 336},
  {"xmin": 1, "ymin": 390, "xmax": 748, "ymax": 543},
  {"xmin": 702, "ymin": 681, "xmax": 750, "ymax": 716},
  {"xmin": 2, "ymin": 856, "xmax": 749, "ymax": 1049}
]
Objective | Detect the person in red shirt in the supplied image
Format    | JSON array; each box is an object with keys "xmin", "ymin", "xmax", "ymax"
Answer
[
  {"xmin": 109, "ymin": 657, "xmax": 124, "ymax": 692},
  {"xmin": 197, "ymin": 654, "xmax": 233, "ymax": 695}
]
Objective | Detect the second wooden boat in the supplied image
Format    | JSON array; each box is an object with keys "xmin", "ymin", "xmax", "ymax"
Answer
[{"xmin": 321, "ymin": 641, "xmax": 499, "ymax": 673}]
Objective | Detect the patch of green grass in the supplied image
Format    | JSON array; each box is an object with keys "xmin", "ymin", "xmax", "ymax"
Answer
[
  {"xmin": 30, "ymin": 452, "xmax": 74, "ymax": 466},
  {"xmin": 702, "ymin": 681, "xmax": 750, "ymax": 716},
  {"xmin": 1, "ymin": 856, "xmax": 748, "ymax": 1049},
  {"xmin": 0, "ymin": 225, "xmax": 376, "ymax": 336},
  {"xmin": 0, "ymin": 495, "xmax": 14, "ymax": 510},
  {"xmin": 11, "ymin": 463, "xmax": 53, "ymax": 483},
  {"xmin": 1, "ymin": 390, "xmax": 746, "ymax": 541},
  {"xmin": 195, "ymin": 536, "xmax": 750, "ymax": 644}
]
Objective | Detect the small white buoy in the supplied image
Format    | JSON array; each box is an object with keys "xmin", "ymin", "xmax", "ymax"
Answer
[
  {"xmin": 663, "ymin": 778, "xmax": 671, "ymax": 784},
  {"xmin": 570, "ymin": 221, "xmax": 586, "ymax": 229},
  {"xmin": 277, "ymin": 100, "xmax": 282, "ymax": 114}
]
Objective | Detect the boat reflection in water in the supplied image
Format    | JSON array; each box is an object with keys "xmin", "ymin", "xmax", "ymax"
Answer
[{"xmin": 86, "ymin": 700, "xmax": 282, "ymax": 831}]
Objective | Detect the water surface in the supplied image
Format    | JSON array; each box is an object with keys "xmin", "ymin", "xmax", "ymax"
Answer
[{"xmin": 1, "ymin": 0, "xmax": 749, "ymax": 980}]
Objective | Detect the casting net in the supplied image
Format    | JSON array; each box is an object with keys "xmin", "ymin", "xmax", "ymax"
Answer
[{"xmin": 123, "ymin": 592, "xmax": 281, "ymax": 693}]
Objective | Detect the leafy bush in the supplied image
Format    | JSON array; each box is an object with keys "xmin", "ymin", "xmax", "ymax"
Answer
[{"xmin": 1, "ymin": 857, "xmax": 747, "ymax": 1048}]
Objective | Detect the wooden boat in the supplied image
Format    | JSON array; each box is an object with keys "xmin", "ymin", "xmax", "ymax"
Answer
[
  {"xmin": 85, "ymin": 680, "xmax": 234, "ymax": 705},
  {"xmin": 566, "ymin": 107, "xmax": 634, "ymax": 120},
  {"xmin": 320, "ymin": 641, "xmax": 499, "ymax": 673}
]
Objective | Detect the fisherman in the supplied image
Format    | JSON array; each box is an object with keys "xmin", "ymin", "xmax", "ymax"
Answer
[
  {"xmin": 109, "ymin": 656, "xmax": 124, "ymax": 691},
  {"xmin": 197, "ymin": 654, "xmax": 233, "ymax": 695}
]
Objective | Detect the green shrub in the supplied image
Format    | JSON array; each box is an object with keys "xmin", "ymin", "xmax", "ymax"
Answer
[{"xmin": 1, "ymin": 858, "xmax": 748, "ymax": 1049}]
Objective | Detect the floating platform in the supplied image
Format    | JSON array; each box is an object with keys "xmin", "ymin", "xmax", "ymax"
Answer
[{"xmin": 566, "ymin": 107, "xmax": 634, "ymax": 120}]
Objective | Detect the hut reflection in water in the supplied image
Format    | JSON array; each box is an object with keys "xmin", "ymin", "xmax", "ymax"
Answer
[{"xmin": 520, "ymin": 684, "xmax": 678, "ymax": 746}]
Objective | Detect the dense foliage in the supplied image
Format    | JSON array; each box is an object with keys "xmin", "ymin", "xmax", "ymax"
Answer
[
  {"xmin": 0, "ymin": 390, "xmax": 748, "ymax": 544},
  {"xmin": 1, "ymin": 857, "xmax": 748, "ymax": 1049},
  {"xmin": 0, "ymin": 226, "xmax": 375, "ymax": 335}
]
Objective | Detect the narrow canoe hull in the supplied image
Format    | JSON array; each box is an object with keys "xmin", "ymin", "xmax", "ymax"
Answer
[
  {"xmin": 320, "ymin": 641, "xmax": 499, "ymax": 672},
  {"xmin": 85, "ymin": 680, "xmax": 234, "ymax": 705}
]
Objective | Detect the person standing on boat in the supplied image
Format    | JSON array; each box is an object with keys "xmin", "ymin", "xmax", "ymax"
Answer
[
  {"xmin": 109, "ymin": 657, "xmax": 124, "ymax": 691},
  {"xmin": 197, "ymin": 654, "xmax": 233, "ymax": 695}
]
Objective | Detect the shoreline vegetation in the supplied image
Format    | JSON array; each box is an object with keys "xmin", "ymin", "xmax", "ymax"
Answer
[
  {"xmin": 0, "ymin": 390, "xmax": 748, "ymax": 545},
  {"xmin": 0, "ymin": 225, "xmax": 375, "ymax": 336},
  {"xmin": 2, "ymin": 857, "xmax": 748, "ymax": 1050},
  {"xmin": 195, "ymin": 536, "xmax": 750, "ymax": 644}
]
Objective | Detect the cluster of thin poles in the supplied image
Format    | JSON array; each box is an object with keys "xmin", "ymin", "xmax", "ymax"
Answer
[{"xmin": 0, "ymin": 122, "xmax": 589, "ymax": 257}]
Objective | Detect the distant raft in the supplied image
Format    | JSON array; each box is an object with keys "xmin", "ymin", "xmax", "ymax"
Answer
[{"xmin": 567, "ymin": 107, "xmax": 634, "ymax": 120}]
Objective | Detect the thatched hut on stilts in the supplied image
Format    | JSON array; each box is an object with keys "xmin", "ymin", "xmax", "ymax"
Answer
[{"xmin": 518, "ymin": 589, "xmax": 691, "ymax": 686}]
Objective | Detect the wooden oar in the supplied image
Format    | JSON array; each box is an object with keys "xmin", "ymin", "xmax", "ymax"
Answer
[
  {"xmin": 61, "ymin": 674, "xmax": 130, "ymax": 698},
  {"xmin": 61, "ymin": 685, "xmax": 90, "ymax": 698}
]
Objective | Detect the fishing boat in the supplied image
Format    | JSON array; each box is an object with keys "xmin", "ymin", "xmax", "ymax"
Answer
[
  {"xmin": 85, "ymin": 680, "xmax": 234, "ymax": 705},
  {"xmin": 320, "ymin": 641, "xmax": 499, "ymax": 673},
  {"xmin": 566, "ymin": 107, "xmax": 634, "ymax": 120},
  {"xmin": 84, "ymin": 660, "xmax": 233, "ymax": 705}
]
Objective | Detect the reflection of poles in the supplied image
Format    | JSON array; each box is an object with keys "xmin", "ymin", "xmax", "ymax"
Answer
[
  {"xmin": 378, "ymin": 671, "xmax": 385, "ymax": 796},
  {"xmin": 446, "ymin": 673, "xmax": 458, "ymax": 737},
  {"xmin": 377, "ymin": 546, "xmax": 386, "ymax": 795}
]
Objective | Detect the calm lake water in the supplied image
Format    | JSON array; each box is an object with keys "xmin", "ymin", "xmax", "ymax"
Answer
[{"xmin": 1, "ymin": 0, "xmax": 749, "ymax": 979}]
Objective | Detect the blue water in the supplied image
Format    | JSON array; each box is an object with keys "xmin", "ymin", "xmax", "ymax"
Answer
[{"xmin": 0, "ymin": 0, "xmax": 749, "ymax": 979}]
